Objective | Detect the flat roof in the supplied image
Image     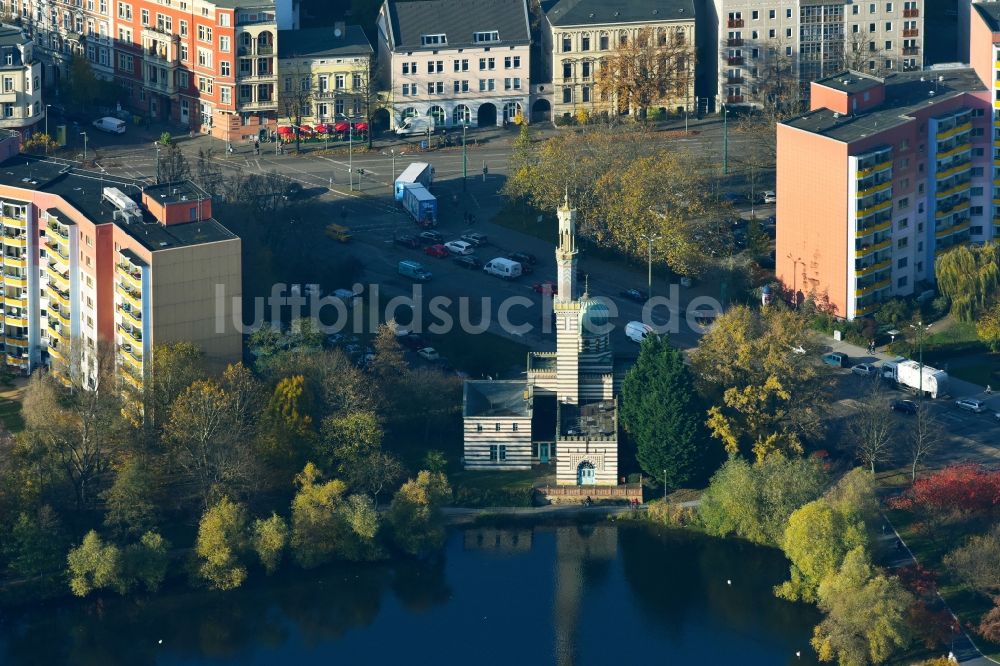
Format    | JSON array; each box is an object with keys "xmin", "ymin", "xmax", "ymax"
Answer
[
  {"xmin": 783, "ymin": 68, "xmax": 985, "ymax": 144},
  {"xmin": 144, "ymin": 181, "xmax": 210, "ymax": 206},
  {"xmin": 974, "ymin": 3, "xmax": 1000, "ymax": 32},
  {"xmin": 0, "ymin": 155, "xmax": 236, "ymax": 251},
  {"xmin": 814, "ymin": 70, "xmax": 884, "ymax": 95},
  {"xmin": 544, "ymin": 0, "xmax": 694, "ymax": 27},
  {"xmin": 464, "ymin": 380, "xmax": 531, "ymax": 418},
  {"xmin": 559, "ymin": 399, "xmax": 616, "ymax": 438}
]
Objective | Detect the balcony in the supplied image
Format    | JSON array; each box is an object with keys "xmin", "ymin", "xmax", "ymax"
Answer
[
  {"xmin": 726, "ymin": 95, "xmax": 744, "ymax": 104},
  {"xmin": 904, "ymin": 8, "xmax": 919, "ymax": 17},
  {"xmin": 856, "ymin": 159, "xmax": 892, "ymax": 177},
  {"xmin": 6, "ymin": 355, "xmax": 28, "ymax": 370},
  {"xmin": 935, "ymin": 200, "xmax": 970, "ymax": 218},
  {"xmin": 4, "ymin": 335, "xmax": 28, "ymax": 349},
  {"xmin": 119, "ymin": 303, "xmax": 142, "ymax": 327},
  {"xmin": 236, "ymin": 100, "xmax": 278, "ymax": 111},
  {"xmin": 48, "ymin": 343, "xmax": 64, "ymax": 362},
  {"xmin": 121, "ymin": 367, "xmax": 143, "ymax": 390},
  {"xmin": 855, "ymin": 238, "xmax": 892, "ymax": 258},
  {"xmin": 118, "ymin": 323, "xmax": 142, "ymax": 347},
  {"xmin": 120, "ymin": 345, "xmax": 143, "ymax": 371},
  {"xmin": 4, "ymin": 254, "xmax": 25, "ymax": 269},
  {"xmin": 727, "ymin": 76, "xmax": 744, "ymax": 85},
  {"xmin": 856, "ymin": 180, "xmax": 891, "ymax": 198},
  {"xmin": 856, "ymin": 278, "xmax": 891, "ymax": 297},
  {"xmin": 48, "ymin": 287, "xmax": 70, "ymax": 310},
  {"xmin": 856, "ymin": 219, "xmax": 891, "ymax": 238},
  {"xmin": 936, "ymin": 180, "xmax": 971, "ymax": 199},
  {"xmin": 237, "ymin": 45, "xmax": 274, "ymax": 56},
  {"xmin": 47, "ymin": 262, "xmax": 69, "ymax": 290},
  {"xmin": 903, "ymin": 29, "xmax": 919, "ymax": 37},
  {"xmin": 857, "ymin": 199, "xmax": 892, "ymax": 218},
  {"xmin": 903, "ymin": 47, "xmax": 919, "ymax": 56},
  {"xmin": 936, "ymin": 161, "xmax": 972, "ymax": 180},
  {"xmin": 48, "ymin": 242, "xmax": 69, "ymax": 262},
  {"xmin": 47, "ymin": 223, "xmax": 69, "ymax": 241},
  {"xmin": 2, "ymin": 215, "xmax": 26, "ymax": 230},
  {"xmin": 2, "ymin": 235, "xmax": 26, "ymax": 249},
  {"xmin": 727, "ymin": 18, "xmax": 744, "ymax": 28},
  {"xmin": 117, "ymin": 283, "xmax": 142, "ymax": 311},
  {"xmin": 4, "ymin": 272, "xmax": 27, "ymax": 288},
  {"xmin": 936, "ymin": 121, "xmax": 972, "ymax": 141},
  {"xmin": 936, "ymin": 142, "xmax": 971, "ymax": 160},
  {"xmin": 936, "ymin": 221, "xmax": 972, "ymax": 238},
  {"xmin": 727, "ymin": 38, "xmax": 744, "ymax": 47},
  {"xmin": 117, "ymin": 264, "xmax": 142, "ymax": 291},
  {"xmin": 4, "ymin": 311, "xmax": 27, "ymax": 327},
  {"xmin": 727, "ymin": 56, "xmax": 743, "ymax": 66},
  {"xmin": 856, "ymin": 259, "xmax": 891, "ymax": 277}
]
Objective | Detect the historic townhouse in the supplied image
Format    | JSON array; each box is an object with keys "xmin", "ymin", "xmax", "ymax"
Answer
[
  {"xmin": 276, "ymin": 23, "xmax": 372, "ymax": 127},
  {"xmin": 541, "ymin": 0, "xmax": 696, "ymax": 122},
  {"xmin": 17, "ymin": 0, "xmax": 115, "ymax": 88},
  {"xmin": 0, "ymin": 131, "xmax": 240, "ymax": 387},
  {"xmin": 0, "ymin": 26, "xmax": 43, "ymax": 131},
  {"xmin": 711, "ymin": 0, "xmax": 923, "ymax": 109},
  {"xmin": 377, "ymin": 0, "xmax": 532, "ymax": 128}
]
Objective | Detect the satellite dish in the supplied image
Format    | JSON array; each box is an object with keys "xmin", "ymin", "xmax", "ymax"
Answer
[{"xmin": 334, "ymin": 28, "xmax": 342, "ymax": 37}]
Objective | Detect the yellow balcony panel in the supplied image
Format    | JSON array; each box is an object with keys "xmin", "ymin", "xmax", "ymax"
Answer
[
  {"xmin": 3, "ymin": 274, "xmax": 27, "ymax": 289},
  {"xmin": 119, "ymin": 304, "xmax": 142, "ymax": 327},
  {"xmin": 937, "ymin": 162, "xmax": 972, "ymax": 179},
  {"xmin": 856, "ymin": 278, "xmax": 892, "ymax": 297},
  {"xmin": 121, "ymin": 347, "xmax": 143, "ymax": 372},
  {"xmin": 6, "ymin": 356, "xmax": 28, "ymax": 369},
  {"xmin": 855, "ymin": 302, "xmax": 880, "ymax": 316},
  {"xmin": 1, "ymin": 215, "xmax": 26, "ymax": 230},
  {"xmin": 47, "ymin": 266, "xmax": 69, "ymax": 291},
  {"xmin": 936, "ymin": 201, "xmax": 971, "ymax": 218},
  {"xmin": 856, "ymin": 181, "xmax": 892, "ymax": 198},
  {"xmin": 116, "ymin": 264, "xmax": 142, "ymax": 290},
  {"xmin": 857, "ymin": 199, "xmax": 892, "ymax": 218},
  {"xmin": 936, "ymin": 181, "xmax": 972, "ymax": 199},
  {"xmin": 3, "ymin": 255, "xmax": 25, "ymax": 269},
  {"xmin": 4, "ymin": 336, "xmax": 28, "ymax": 348},
  {"xmin": 48, "ymin": 288, "xmax": 70, "ymax": 310},
  {"xmin": 936, "ymin": 143, "xmax": 971, "ymax": 160},
  {"xmin": 856, "ymin": 259, "xmax": 891, "ymax": 277},
  {"xmin": 855, "ymin": 239, "xmax": 892, "ymax": 258},
  {"xmin": 4, "ymin": 313, "xmax": 27, "ymax": 327},
  {"xmin": 2, "ymin": 235, "xmax": 26, "ymax": 249},
  {"xmin": 47, "ymin": 344, "xmax": 64, "ymax": 361},
  {"xmin": 121, "ymin": 368, "xmax": 143, "ymax": 390},
  {"xmin": 856, "ymin": 159, "xmax": 893, "ymax": 178},
  {"xmin": 937, "ymin": 122, "xmax": 972, "ymax": 140},
  {"xmin": 116, "ymin": 284, "xmax": 142, "ymax": 311},
  {"xmin": 856, "ymin": 220, "xmax": 892, "ymax": 238},
  {"xmin": 54, "ymin": 305, "xmax": 70, "ymax": 323},
  {"xmin": 118, "ymin": 324, "xmax": 142, "ymax": 348}
]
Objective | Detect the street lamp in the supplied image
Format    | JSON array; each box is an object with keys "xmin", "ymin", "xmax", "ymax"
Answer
[
  {"xmin": 786, "ymin": 254, "xmax": 802, "ymax": 308},
  {"xmin": 722, "ymin": 103, "xmax": 729, "ymax": 176},
  {"xmin": 348, "ymin": 116, "xmax": 354, "ymax": 191},
  {"xmin": 44, "ymin": 104, "xmax": 51, "ymax": 154},
  {"xmin": 462, "ymin": 121, "xmax": 468, "ymax": 190},
  {"xmin": 643, "ymin": 233, "xmax": 661, "ymax": 300},
  {"xmin": 910, "ymin": 321, "xmax": 932, "ymax": 399},
  {"xmin": 155, "ymin": 142, "xmax": 161, "ymax": 184},
  {"xmin": 80, "ymin": 131, "xmax": 88, "ymax": 163}
]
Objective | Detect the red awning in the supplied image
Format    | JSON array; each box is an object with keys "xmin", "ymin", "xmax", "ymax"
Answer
[
  {"xmin": 299, "ymin": 125, "xmax": 314, "ymax": 133},
  {"xmin": 334, "ymin": 121, "xmax": 350, "ymax": 132},
  {"xmin": 314, "ymin": 123, "xmax": 329, "ymax": 133},
  {"xmin": 352, "ymin": 122, "xmax": 369, "ymax": 131},
  {"xmin": 277, "ymin": 126, "xmax": 294, "ymax": 134}
]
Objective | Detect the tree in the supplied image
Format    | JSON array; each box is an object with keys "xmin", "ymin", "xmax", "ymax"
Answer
[
  {"xmin": 146, "ymin": 342, "xmax": 207, "ymax": 430},
  {"xmin": 279, "ymin": 64, "xmax": 315, "ymax": 154},
  {"xmin": 251, "ymin": 513, "xmax": 288, "ymax": 575},
  {"xmin": 122, "ymin": 531, "xmax": 170, "ymax": 593},
  {"xmin": 5, "ymin": 506, "xmax": 67, "ymax": 578},
  {"xmin": 906, "ymin": 402, "xmax": 942, "ymax": 482},
  {"xmin": 351, "ymin": 57, "xmax": 388, "ymax": 149},
  {"xmin": 935, "ymin": 242, "xmax": 1000, "ymax": 322},
  {"xmin": 848, "ymin": 379, "xmax": 895, "ymax": 473},
  {"xmin": 260, "ymin": 374, "xmax": 317, "ymax": 466},
  {"xmin": 102, "ymin": 456, "xmax": 159, "ymax": 538},
  {"xmin": 889, "ymin": 464, "xmax": 1000, "ymax": 531},
  {"xmin": 979, "ymin": 599, "xmax": 1000, "ymax": 643},
  {"xmin": 811, "ymin": 547, "xmax": 915, "ymax": 666},
  {"xmin": 60, "ymin": 55, "xmax": 119, "ymax": 110},
  {"xmin": 976, "ymin": 302, "xmax": 1000, "ymax": 352},
  {"xmin": 156, "ymin": 141, "xmax": 191, "ymax": 184},
  {"xmin": 692, "ymin": 305, "xmax": 831, "ymax": 461},
  {"xmin": 842, "ymin": 30, "xmax": 890, "ymax": 76},
  {"xmin": 67, "ymin": 530, "xmax": 124, "ymax": 596},
  {"xmin": 195, "ymin": 497, "xmax": 249, "ymax": 590},
  {"xmin": 358, "ymin": 450, "xmax": 405, "ymax": 509},
  {"xmin": 195, "ymin": 148, "xmax": 225, "ymax": 196},
  {"xmin": 593, "ymin": 25, "xmax": 694, "ymax": 117},
  {"xmin": 289, "ymin": 462, "xmax": 350, "ymax": 568},
  {"xmin": 21, "ymin": 132, "xmax": 58, "ymax": 155},
  {"xmin": 698, "ymin": 455, "xmax": 828, "ymax": 546},
  {"xmin": 943, "ymin": 524, "xmax": 1000, "ymax": 598},
  {"xmin": 620, "ymin": 335, "xmax": 714, "ymax": 489},
  {"xmin": 370, "ymin": 324, "xmax": 409, "ymax": 391},
  {"xmin": 776, "ymin": 498, "xmax": 869, "ymax": 602},
  {"xmin": 386, "ymin": 471, "xmax": 452, "ymax": 557}
]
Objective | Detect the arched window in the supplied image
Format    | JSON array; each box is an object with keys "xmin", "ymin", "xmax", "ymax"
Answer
[
  {"xmin": 427, "ymin": 105, "xmax": 445, "ymax": 125},
  {"xmin": 452, "ymin": 104, "xmax": 470, "ymax": 125}
]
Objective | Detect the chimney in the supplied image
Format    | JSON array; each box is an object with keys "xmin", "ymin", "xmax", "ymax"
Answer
[{"xmin": 334, "ymin": 21, "xmax": 346, "ymax": 38}]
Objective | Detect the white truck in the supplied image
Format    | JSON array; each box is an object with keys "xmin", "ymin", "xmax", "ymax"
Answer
[
  {"xmin": 395, "ymin": 116, "xmax": 435, "ymax": 136},
  {"xmin": 881, "ymin": 358, "xmax": 948, "ymax": 399}
]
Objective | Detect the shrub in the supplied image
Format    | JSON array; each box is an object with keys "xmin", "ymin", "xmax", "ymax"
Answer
[
  {"xmin": 453, "ymin": 486, "xmax": 535, "ymax": 508},
  {"xmin": 644, "ymin": 500, "xmax": 697, "ymax": 527}
]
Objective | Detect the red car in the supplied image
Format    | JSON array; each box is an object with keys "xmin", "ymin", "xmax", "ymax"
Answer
[
  {"xmin": 424, "ymin": 244, "xmax": 449, "ymax": 258},
  {"xmin": 533, "ymin": 281, "xmax": 557, "ymax": 295}
]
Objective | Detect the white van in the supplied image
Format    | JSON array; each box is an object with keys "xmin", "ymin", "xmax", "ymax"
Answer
[
  {"xmin": 395, "ymin": 116, "xmax": 435, "ymax": 136},
  {"xmin": 625, "ymin": 321, "xmax": 655, "ymax": 343},
  {"xmin": 483, "ymin": 257, "xmax": 522, "ymax": 280},
  {"xmin": 92, "ymin": 117, "xmax": 126, "ymax": 134}
]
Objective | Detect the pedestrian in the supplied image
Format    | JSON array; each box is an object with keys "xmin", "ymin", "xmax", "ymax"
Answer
[{"xmin": 987, "ymin": 385, "xmax": 993, "ymax": 395}]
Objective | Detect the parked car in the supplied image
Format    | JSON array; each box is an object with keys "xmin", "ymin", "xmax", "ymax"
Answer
[
  {"xmin": 424, "ymin": 244, "xmax": 449, "ymax": 258},
  {"xmin": 533, "ymin": 280, "xmax": 557, "ymax": 295},
  {"xmin": 822, "ymin": 351, "xmax": 849, "ymax": 368},
  {"xmin": 620, "ymin": 288, "xmax": 645, "ymax": 303},
  {"xmin": 453, "ymin": 255, "xmax": 482, "ymax": 270},
  {"xmin": 418, "ymin": 230, "xmax": 444, "ymax": 244},
  {"xmin": 460, "ymin": 232, "xmax": 488, "ymax": 247},
  {"xmin": 444, "ymin": 240, "xmax": 474, "ymax": 255},
  {"xmin": 762, "ymin": 190, "xmax": 777, "ymax": 204},
  {"xmin": 417, "ymin": 347, "xmax": 440, "ymax": 361},
  {"xmin": 851, "ymin": 363, "xmax": 878, "ymax": 377},
  {"xmin": 394, "ymin": 235, "xmax": 420, "ymax": 249},
  {"xmin": 955, "ymin": 398, "xmax": 987, "ymax": 413},
  {"xmin": 891, "ymin": 399, "xmax": 918, "ymax": 415},
  {"xmin": 508, "ymin": 251, "xmax": 537, "ymax": 266}
]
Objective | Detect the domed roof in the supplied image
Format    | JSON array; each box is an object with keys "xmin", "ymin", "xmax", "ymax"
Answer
[{"xmin": 579, "ymin": 296, "xmax": 611, "ymax": 337}]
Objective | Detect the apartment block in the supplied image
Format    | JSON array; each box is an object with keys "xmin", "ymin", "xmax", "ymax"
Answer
[
  {"xmin": 776, "ymin": 68, "xmax": 991, "ymax": 320},
  {"xmin": 376, "ymin": 0, "xmax": 531, "ymax": 128},
  {"xmin": 17, "ymin": 0, "xmax": 115, "ymax": 86},
  {"xmin": 541, "ymin": 0, "xmax": 696, "ymax": 122},
  {"xmin": 0, "ymin": 27, "xmax": 43, "ymax": 131},
  {"xmin": 0, "ymin": 132, "xmax": 240, "ymax": 387},
  {"xmin": 711, "ymin": 0, "xmax": 923, "ymax": 108},
  {"xmin": 277, "ymin": 23, "xmax": 372, "ymax": 127}
]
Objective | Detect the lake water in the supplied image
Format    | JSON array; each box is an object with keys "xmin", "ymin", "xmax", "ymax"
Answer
[{"xmin": 0, "ymin": 523, "xmax": 820, "ymax": 665}]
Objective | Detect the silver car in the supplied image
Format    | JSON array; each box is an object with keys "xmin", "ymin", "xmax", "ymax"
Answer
[
  {"xmin": 955, "ymin": 398, "xmax": 987, "ymax": 413},
  {"xmin": 851, "ymin": 363, "xmax": 878, "ymax": 377}
]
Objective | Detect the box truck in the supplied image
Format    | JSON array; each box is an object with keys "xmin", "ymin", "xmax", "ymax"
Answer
[
  {"xmin": 394, "ymin": 162, "xmax": 435, "ymax": 200},
  {"xmin": 398, "ymin": 260, "xmax": 432, "ymax": 282},
  {"xmin": 881, "ymin": 358, "xmax": 948, "ymax": 399},
  {"xmin": 402, "ymin": 184, "xmax": 437, "ymax": 227}
]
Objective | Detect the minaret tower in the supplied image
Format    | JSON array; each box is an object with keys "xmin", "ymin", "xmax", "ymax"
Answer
[{"xmin": 554, "ymin": 194, "xmax": 580, "ymax": 405}]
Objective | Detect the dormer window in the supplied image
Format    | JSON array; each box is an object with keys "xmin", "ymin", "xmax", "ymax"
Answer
[
  {"xmin": 421, "ymin": 33, "xmax": 446, "ymax": 45},
  {"xmin": 473, "ymin": 31, "xmax": 499, "ymax": 44}
]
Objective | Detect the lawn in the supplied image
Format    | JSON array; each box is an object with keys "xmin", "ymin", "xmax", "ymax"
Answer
[
  {"xmin": 490, "ymin": 201, "xmax": 558, "ymax": 244},
  {"xmin": 0, "ymin": 397, "xmax": 22, "ymax": 432},
  {"xmin": 887, "ymin": 507, "xmax": 1000, "ymax": 661}
]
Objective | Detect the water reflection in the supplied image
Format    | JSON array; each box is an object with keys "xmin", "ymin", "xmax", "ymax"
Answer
[{"xmin": 0, "ymin": 524, "xmax": 818, "ymax": 665}]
